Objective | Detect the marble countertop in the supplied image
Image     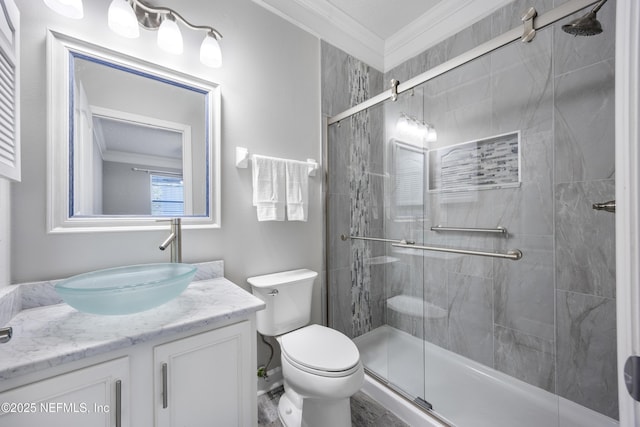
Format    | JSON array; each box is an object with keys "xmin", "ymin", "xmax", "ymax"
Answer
[{"xmin": 0, "ymin": 276, "xmax": 265, "ymax": 381}]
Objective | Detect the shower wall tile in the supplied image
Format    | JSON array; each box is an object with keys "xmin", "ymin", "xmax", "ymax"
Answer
[
  {"xmin": 424, "ymin": 253, "xmax": 449, "ymax": 349},
  {"xmin": 553, "ymin": 0, "xmax": 616, "ymax": 77},
  {"xmin": 494, "ymin": 235, "xmax": 555, "ymax": 341},
  {"xmin": 519, "ymin": 130, "xmax": 554, "ymax": 236},
  {"xmin": 447, "ymin": 272, "xmax": 493, "ymax": 366},
  {"xmin": 554, "ymin": 59, "xmax": 615, "ymax": 184},
  {"xmin": 328, "ymin": 123, "xmax": 351, "ymax": 196},
  {"xmin": 321, "ymin": 41, "xmax": 353, "ymax": 116},
  {"xmin": 329, "ymin": 267, "xmax": 353, "ymax": 338},
  {"xmin": 494, "ymin": 325, "xmax": 556, "ymax": 393},
  {"xmin": 555, "ymin": 179, "xmax": 616, "ymax": 298},
  {"xmin": 369, "ymin": 262, "xmax": 387, "ymax": 330},
  {"xmin": 328, "ymin": 194, "xmax": 351, "ymax": 270},
  {"xmin": 387, "ymin": 308, "xmax": 424, "ymax": 339},
  {"xmin": 428, "ymin": 98, "xmax": 493, "ymax": 151},
  {"xmin": 556, "ymin": 290, "xmax": 618, "ymax": 419},
  {"xmin": 491, "ymin": 31, "xmax": 553, "ymax": 136}
]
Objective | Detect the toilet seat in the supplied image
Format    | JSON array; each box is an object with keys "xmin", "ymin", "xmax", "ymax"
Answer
[{"xmin": 279, "ymin": 324, "xmax": 361, "ymax": 378}]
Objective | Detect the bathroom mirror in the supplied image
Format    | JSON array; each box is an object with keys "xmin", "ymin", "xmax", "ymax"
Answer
[
  {"xmin": 47, "ymin": 31, "xmax": 221, "ymax": 232},
  {"xmin": 391, "ymin": 139, "xmax": 426, "ymax": 220}
]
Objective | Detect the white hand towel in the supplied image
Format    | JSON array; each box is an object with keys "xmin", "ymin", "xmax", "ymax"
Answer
[
  {"xmin": 285, "ymin": 160, "xmax": 309, "ymax": 221},
  {"xmin": 252, "ymin": 155, "xmax": 286, "ymax": 221}
]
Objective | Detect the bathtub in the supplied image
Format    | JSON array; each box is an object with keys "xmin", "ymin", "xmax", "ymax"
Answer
[{"xmin": 355, "ymin": 325, "xmax": 618, "ymax": 427}]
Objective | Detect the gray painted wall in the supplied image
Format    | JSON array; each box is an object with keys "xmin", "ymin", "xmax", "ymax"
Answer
[{"xmin": 11, "ymin": 0, "xmax": 323, "ymax": 370}]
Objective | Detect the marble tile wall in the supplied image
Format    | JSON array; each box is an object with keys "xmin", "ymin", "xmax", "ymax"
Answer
[
  {"xmin": 323, "ymin": 0, "xmax": 617, "ymax": 420},
  {"xmin": 322, "ymin": 42, "xmax": 385, "ymax": 339}
]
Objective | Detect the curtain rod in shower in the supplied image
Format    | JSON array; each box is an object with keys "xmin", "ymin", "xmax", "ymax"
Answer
[{"xmin": 327, "ymin": 0, "xmax": 599, "ymax": 125}]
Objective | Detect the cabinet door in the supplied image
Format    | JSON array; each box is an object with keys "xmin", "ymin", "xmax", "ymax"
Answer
[
  {"xmin": 154, "ymin": 321, "xmax": 253, "ymax": 427},
  {"xmin": 0, "ymin": 357, "xmax": 129, "ymax": 427}
]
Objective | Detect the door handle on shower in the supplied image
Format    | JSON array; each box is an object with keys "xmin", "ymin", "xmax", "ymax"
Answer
[{"xmin": 592, "ymin": 200, "xmax": 616, "ymax": 213}]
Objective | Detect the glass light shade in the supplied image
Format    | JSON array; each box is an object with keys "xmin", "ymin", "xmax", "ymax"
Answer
[
  {"xmin": 200, "ymin": 35, "xmax": 222, "ymax": 68},
  {"xmin": 426, "ymin": 126, "xmax": 438, "ymax": 143},
  {"xmin": 43, "ymin": 0, "xmax": 84, "ymax": 19},
  {"xmin": 108, "ymin": 0, "xmax": 139, "ymax": 39},
  {"xmin": 157, "ymin": 17, "xmax": 183, "ymax": 55}
]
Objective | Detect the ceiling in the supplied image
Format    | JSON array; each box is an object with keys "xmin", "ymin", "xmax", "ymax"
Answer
[
  {"xmin": 252, "ymin": 0, "xmax": 515, "ymax": 72},
  {"xmin": 93, "ymin": 116, "xmax": 184, "ymax": 170}
]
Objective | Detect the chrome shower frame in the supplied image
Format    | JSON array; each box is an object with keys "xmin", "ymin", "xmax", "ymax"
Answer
[{"xmin": 326, "ymin": 0, "xmax": 604, "ymax": 126}]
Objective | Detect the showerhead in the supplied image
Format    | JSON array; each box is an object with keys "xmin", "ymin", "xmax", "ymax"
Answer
[{"xmin": 562, "ymin": 0, "xmax": 608, "ymax": 36}]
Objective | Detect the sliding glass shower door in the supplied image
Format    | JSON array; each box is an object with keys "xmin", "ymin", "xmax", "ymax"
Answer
[{"xmin": 324, "ymin": 0, "xmax": 617, "ymax": 424}]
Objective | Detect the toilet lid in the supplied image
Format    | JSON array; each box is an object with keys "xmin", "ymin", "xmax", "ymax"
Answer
[{"xmin": 280, "ymin": 324, "xmax": 360, "ymax": 373}]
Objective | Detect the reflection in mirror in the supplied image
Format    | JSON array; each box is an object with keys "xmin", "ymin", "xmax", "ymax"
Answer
[
  {"xmin": 47, "ymin": 31, "xmax": 221, "ymax": 232},
  {"xmin": 72, "ymin": 53, "xmax": 204, "ymax": 217},
  {"xmin": 391, "ymin": 139, "xmax": 425, "ymax": 220}
]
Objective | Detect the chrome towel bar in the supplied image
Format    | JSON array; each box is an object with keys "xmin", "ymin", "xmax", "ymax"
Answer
[
  {"xmin": 430, "ymin": 225, "xmax": 508, "ymax": 235},
  {"xmin": 392, "ymin": 243, "xmax": 522, "ymax": 261},
  {"xmin": 341, "ymin": 234, "xmax": 416, "ymax": 245},
  {"xmin": 342, "ymin": 234, "xmax": 522, "ymax": 261}
]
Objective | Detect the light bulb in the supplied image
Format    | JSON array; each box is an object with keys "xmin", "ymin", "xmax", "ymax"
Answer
[
  {"xmin": 157, "ymin": 16, "xmax": 183, "ymax": 54},
  {"xmin": 43, "ymin": 0, "xmax": 84, "ymax": 19},
  {"xmin": 426, "ymin": 125, "xmax": 438, "ymax": 143},
  {"xmin": 200, "ymin": 34, "xmax": 222, "ymax": 68},
  {"xmin": 108, "ymin": 0, "xmax": 139, "ymax": 39}
]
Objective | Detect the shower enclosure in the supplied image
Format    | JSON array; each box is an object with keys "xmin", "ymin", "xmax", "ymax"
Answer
[{"xmin": 324, "ymin": 0, "xmax": 618, "ymax": 425}]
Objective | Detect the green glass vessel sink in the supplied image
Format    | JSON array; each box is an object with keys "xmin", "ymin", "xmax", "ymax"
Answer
[{"xmin": 55, "ymin": 263, "xmax": 197, "ymax": 315}]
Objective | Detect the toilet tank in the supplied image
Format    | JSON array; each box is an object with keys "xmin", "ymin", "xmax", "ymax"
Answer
[{"xmin": 247, "ymin": 269, "xmax": 318, "ymax": 336}]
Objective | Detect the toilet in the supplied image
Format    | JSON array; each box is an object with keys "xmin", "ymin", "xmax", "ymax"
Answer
[{"xmin": 248, "ymin": 269, "xmax": 364, "ymax": 427}]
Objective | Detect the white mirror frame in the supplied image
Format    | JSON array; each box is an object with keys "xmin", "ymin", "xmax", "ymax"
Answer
[{"xmin": 46, "ymin": 30, "xmax": 221, "ymax": 233}]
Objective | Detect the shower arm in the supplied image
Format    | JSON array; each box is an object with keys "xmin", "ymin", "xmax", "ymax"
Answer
[{"xmin": 591, "ymin": 0, "xmax": 608, "ymax": 13}]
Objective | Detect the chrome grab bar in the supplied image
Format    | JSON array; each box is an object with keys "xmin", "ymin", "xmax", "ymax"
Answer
[
  {"xmin": 392, "ymin": 243, "xmax": 522, "ymax": 261},
  {"xmin": 430, "ymin": 225, "xmax": 508, "ymax": 235},
  {"xmin": 341, "ymin": 234, "xmax": 416, "ymax": 245}
]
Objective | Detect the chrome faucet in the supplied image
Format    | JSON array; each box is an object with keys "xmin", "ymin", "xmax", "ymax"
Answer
[{"xmin": 159, "ymin": 218, "xmax": 182, "ymax": 263}]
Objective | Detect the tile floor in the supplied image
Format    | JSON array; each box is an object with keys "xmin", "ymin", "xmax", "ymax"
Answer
[{"xmin": 257, "ymin": 386, "xmax": 409, "ymax": 427}]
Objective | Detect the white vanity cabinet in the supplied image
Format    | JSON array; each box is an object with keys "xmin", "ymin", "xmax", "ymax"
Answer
[
  {"xmin": 0, "ymin": 320, "xmax": 257, "ymax": 427},
  {"xmin": 0, "ymin": 357, "xmax": 129, "ymax": 427},
  {"xmin": 0, "ymin": 276, "xmax": 263, "ymax": 427},
  {"xmin": 154, "ymin": 320, "xmax": 254, "ymax": 427}
]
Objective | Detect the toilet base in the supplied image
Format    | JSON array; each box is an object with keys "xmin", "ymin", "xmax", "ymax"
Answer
[
  {"xmin": 277, "ymin": 386, "xmax": 352, "ymax": 427},
  {"xmin": 278, "ymin": 392, "xmax": 302, "ymax": 427}
]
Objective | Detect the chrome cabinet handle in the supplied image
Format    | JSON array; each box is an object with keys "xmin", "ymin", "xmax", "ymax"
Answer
[
  {"xmin": 592, "ymin": 200, "xmax": 616, "ymax": 213},
  {"xmin": 0, "ymin": 327, "xmax": 12, "ymax": 343},
  {"xmin": 162, "ymin": 363, "xmax": 168, "ymax": 409},
  {"xmin": 115, "ymin": 380, "xmax": 122, "ymax": 427}
]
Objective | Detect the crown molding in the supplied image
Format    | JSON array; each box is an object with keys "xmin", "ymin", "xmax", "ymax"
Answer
[
  {"xmin": 253, "ymin": 0, "xmax": 516, "ymax": 72},
  {"xmin": 252, "ymin": 0, "xmax": 385, "ymax": 70},
  {"xmin": 384, "ymin": 0, "xmax": 515, "ymax": 71}
]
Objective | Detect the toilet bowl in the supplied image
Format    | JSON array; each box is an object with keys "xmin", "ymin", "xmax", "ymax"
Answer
[
  {"xmin": 248, "ymin": 270, "xmax": 364, "ymax": 427},
  {"xmin": 276, "ymin": 324, "xmax": 364, "ymax": 427}
]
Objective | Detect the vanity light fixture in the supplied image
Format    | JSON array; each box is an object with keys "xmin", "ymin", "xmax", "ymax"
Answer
[
  {"xmin": 157, "ymin": 14, "xmax": 183, "ymax": 54},
  {"xmin": 396, "ymin": 113, "xmax": 437, "ymax": 147},
  {"xmin": 107, "ymin": 0, "xmax": 139, "ymax": 38},
  {"xmin": 43, "ymin": 0, "xmax": 84, "ymax": 19},
  {"xmin": 107, "ymin": 0, "xmax": 223, "ymax": 67}
]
